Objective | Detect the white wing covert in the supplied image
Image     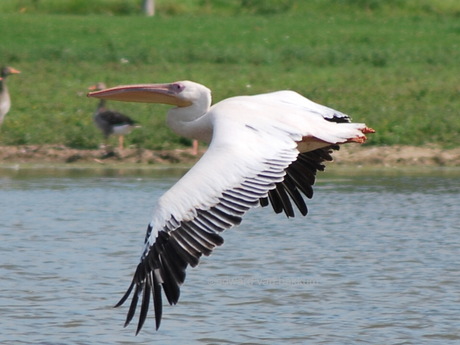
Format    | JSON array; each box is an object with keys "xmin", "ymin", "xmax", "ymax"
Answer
[{"xmin": 251, "ymin": 90, "xmax": 351, "ymax": 122}]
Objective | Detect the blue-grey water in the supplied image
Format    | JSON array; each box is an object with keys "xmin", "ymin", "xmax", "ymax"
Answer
[{"xmin": 1, "ymin": 166, "xmax": 459, "ymax": 345}]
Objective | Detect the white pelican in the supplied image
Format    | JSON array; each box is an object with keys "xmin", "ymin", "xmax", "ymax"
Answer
[
  {"xmin": 88, "ymin": 82, "xmax": 139, "ymax": 151},
  {"xmin": 0, "ymin": 66, "xmax": 21, "ymax": 126},
  {"xmin": 88, "ymin": 80, "xmax": 374, "ymax": 334}
]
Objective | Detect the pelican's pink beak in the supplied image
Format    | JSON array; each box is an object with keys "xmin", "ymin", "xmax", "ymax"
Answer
[{"xmin": 87, "ymin": 83, "xmax": 192, "ymax": 107}]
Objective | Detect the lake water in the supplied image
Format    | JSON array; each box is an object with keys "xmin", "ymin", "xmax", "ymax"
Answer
[{"xmin": 1, "ymin": 165, "xmax": 459, "ymax": 345}]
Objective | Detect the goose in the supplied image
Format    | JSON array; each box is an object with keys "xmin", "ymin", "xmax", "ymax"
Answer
[
  {"xmin": 0, "ymin": 66, "xmax": 21, "ymax": 126},
  {"xmin": 88, "ymin": 82, "xmax": 139, "ymax": 150}
]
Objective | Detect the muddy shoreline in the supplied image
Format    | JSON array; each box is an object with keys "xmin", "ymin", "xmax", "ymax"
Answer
[{"xmin": 1, "ymin": 144, "xmax": 459, "ymax": 168}]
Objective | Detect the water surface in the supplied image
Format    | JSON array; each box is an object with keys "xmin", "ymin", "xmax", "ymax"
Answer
[{"xmin": 1, "ymin": 166, "xmax": 459, "ymax": 344}]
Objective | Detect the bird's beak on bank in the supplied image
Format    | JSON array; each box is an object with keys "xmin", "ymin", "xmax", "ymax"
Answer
[
  {"xmin": 8, "ymin": 67, "xmax": 21, "ymax": 74},
  {"xmin": 87, "ymin": 83, "xmax": 192, "ymax": 107}
]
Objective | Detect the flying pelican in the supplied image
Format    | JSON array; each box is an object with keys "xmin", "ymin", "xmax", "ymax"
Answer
[
  {"xmin": 88, "ymin": 80, "xmax": 374, "ymax": 334},
  {"xmin": 88, "ymin": 82, "xmax": 139, "ymax": 150},
  {"xmin": 0, "ymin": 66, "xmax": 21, "ymax": 126}
]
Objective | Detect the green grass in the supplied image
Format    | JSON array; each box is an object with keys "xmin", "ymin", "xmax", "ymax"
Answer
[
  {"xmin": 0, "ymin": 1, "xmax": 459, "ymax": 149},
  {"xmin": 3, "ymin": 0, "xmax": 460, "ymax": 16}
]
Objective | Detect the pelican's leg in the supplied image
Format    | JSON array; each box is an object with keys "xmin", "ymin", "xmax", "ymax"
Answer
[{"xmin": 192, "ymin": 139, "xmax": 198, "ymax": 156}]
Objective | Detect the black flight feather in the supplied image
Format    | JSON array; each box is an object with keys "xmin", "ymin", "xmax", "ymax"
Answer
[
  {"xmin": 260, "ymin": 146, "xmax": 339, "ymax": 216},
  {"xmin": 153, "ymin": 273, "xmax": 163, "ymax": 330},
  {"xmin": 136, "ymin": 274, "xmax": 151, "ymax": 335}
]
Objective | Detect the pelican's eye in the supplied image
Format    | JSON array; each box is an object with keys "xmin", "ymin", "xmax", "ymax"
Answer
[{"xmin": 170, "ymin": 83, "xmax": 185, "ymax": 93}]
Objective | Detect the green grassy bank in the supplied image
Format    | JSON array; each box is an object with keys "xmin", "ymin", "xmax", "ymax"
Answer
[{"xmin": 0, "ymin": 1, "xmax": 459, "ymax": 150}]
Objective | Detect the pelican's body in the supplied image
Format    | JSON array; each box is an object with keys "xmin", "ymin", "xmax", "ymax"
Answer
[
  {"xmin": 88, "ymin": 80, "xmax": 374, "ymax": 333},
  {"xmin": 89, "ymin": 82, "xmax": 138, "ymax": 150},
  {"xmin": 0, "ymin": 66, "xmax": 20, "ymax": 126}
]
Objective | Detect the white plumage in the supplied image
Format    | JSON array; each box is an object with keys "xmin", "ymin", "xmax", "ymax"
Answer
[{"xmin": 88, "ymin": 80, "xmax": 374, "ymax": 334}]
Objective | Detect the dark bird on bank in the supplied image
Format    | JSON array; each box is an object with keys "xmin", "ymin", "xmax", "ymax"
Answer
[
  {"xmin": 89, "ymin": 80, "xmax": 374, "ymax": 334},
  {"xmin": 0, "ymin": 66, "xmax": 21, "ymax": 126},
  {"xmin": 88, "ymin": 82, "xmax": 139, "ymax": 150}
]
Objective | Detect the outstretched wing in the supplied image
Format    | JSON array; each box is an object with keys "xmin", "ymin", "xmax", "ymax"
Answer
[{"xmin": 116, "ymin": 92, "xmax": 368, "ymax": 334}]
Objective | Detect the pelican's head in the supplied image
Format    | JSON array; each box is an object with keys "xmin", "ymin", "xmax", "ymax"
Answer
[{"xmin": 87, "ymin": 80, "xmax": 211, "ymax": 109}]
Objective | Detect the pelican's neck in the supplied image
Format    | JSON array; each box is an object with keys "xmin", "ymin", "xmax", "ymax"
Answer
[{"xmin": 166, "ymin": 93, "xmax": 213, "ymax": 143}]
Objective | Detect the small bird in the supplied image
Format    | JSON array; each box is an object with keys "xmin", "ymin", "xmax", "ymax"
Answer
[
  {"xmin": 88, "ymin": 82, "xmax": 139, "ymax": 151},
  {"xmin": 0, "ymin": 66, "xmax": 21, "ymax": 126},
  {"xmin": 89, "ymin": 80, "xmax": 374, "ymax": 334}
]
